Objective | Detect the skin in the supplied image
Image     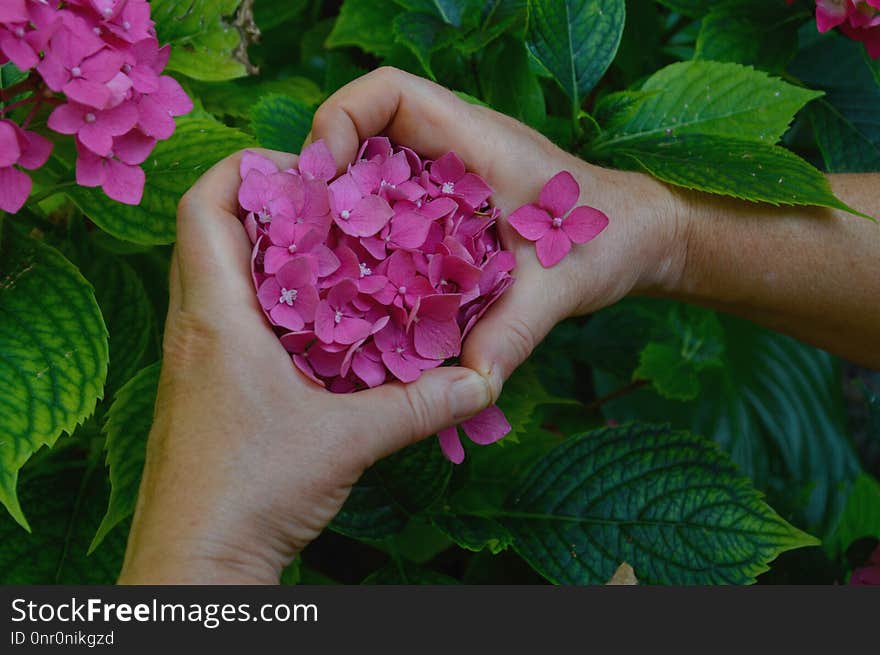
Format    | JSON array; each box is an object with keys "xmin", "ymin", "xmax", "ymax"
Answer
[{"xmin": 119, "ymin": 68, "xmax": 880, "ymax": 584}]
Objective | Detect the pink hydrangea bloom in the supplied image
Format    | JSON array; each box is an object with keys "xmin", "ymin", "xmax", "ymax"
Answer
[
  {"xmin": 849, "ymin": 543, "xmax": 880, "ymax": 585},
  {"xmin": 0, "ymin": 119, "xmax": 52, "ymax": 213},
  {"xmin": 241, "ymin": 139, "xmax": 518, "ymax": 462},
  {"xmin": 0, "ymin": 0, "xmax": 192, "ymax": 211},
  {"xmin": 508, "ymin": 171, "xmax": 609, "ymax": 268},
  {"xmin": 793, "ymin": 0, "xmax": 880, "ymax": 58}
]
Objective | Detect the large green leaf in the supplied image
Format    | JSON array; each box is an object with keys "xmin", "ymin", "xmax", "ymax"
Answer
[
  {"xmin": 496, "ymin": 363, "xmax": 578, "ymax": 445},
  {"xmin": 496, "ymin": 423, "xmax": 818, "ymax": 585},
  {"xmin": 250, "ymin": 94, "xmax": 314, "ymax": 154},
  {"xmin": 611, "ymin": 135, "xmax": 858, "ymax": 212},
  {"xmin": 480, "ymin": 37, "xmax": 545, "ymax": 129},
  {"xmin": 526, "ymin": 0, "xmax": 626, "ymax": 106},
  {"xmin": 189, "ymin": 76, "xmax": 323, "ymax": 120},
  {"xmin": 593, "ymin": 308, "xmax": 861, "ymax": 539},
  {"xmin": 394, "ymin": 0, "xmax": 481, "ymax": 28},
  {"xmin": 826, "ymin": 473, "xmax": 880, "ymax": 556},
  {"xmin": 593, "ymin": 61, "xmax": 822, "ymax": 150},
  {"xmin": 326, "ymin": 0, "xmax": 404, "ymax": 57},
  {"xmin": 67, "ymin": 117, "xmax": 255, "ymax": 245},
  {"xmin": 393, "ymin": 12, "xmax": 459, "ymax": 78},
  {"xmin": 0, "ymin": 453, "xmax": 127, "ymax": 584},
  {"xmin": 790, "ymin": 34, "xmax": 880, "ymax": 173},
  {"xmin": 91, "ymin": 362, "xmax": 160, "ymax": 552},
  {"xmin": 152, "ymin": 0, "xmax": 248, "ymax": 81},
  {"xmin": 331, "ymin": 438, "xmax": 452, "ymax": 539},
  {"xmin": 0, "ymin": 227, "xmax": 108, "ymax": 528},
  {"xmin": 457, "ymin": 0, "xmax": 528, "ymax": 54},
  {"xmin": 82, "ymin": 254, "xmax": 153, "ymax": 397}
]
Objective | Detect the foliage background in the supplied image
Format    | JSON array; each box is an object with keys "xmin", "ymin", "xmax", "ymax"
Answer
[{"xmin": 1, "ymin": 0, "xmax": 878, "ymax": 585}]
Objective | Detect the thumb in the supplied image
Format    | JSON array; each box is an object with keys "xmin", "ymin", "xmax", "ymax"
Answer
[
  {"xmin": 346, "ymin": 366, "xmax": 493, "ymax": 462},
  {"xmin": 460, "ymin": 273, "xmax": 565, "ymax": 400}
]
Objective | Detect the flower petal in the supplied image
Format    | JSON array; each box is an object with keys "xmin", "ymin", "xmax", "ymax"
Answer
[
  {"xmin": 461, "ymin": 405, "xmax": 511, "ymax": 445},
  {"xmin": 539, "ymin": 171, "xmax": 580, "ymax": 217},
  {"xmin": 438, "ymin": 427, "xmax": 465, "ymax": 464},
  {"xmin": 508, "ymin": 204, "xmax": 551, "ymax": 241},
  {"xmin": 535, "ymin": 229, "xmax": 571, "ymax": 268},
  {"xmin": 562, "ymin": 205, "xmax": 609, "ymax": 244}
]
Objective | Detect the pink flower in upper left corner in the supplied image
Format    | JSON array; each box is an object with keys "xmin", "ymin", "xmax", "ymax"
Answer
[{"xmin": 508, "ymin": 171, "xmax": 609, "ymax": 268}]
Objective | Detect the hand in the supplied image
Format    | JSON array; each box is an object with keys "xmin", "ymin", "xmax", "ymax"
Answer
[
  {"xmin": 117, "ymin": 149, "xmax": 494, "ymax": 584},
  {"xmin": 308, "ymin": 67, "xmax": 690, "ymax": 398}
]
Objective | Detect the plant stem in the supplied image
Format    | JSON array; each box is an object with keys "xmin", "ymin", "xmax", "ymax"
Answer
[{"xmin": 585, "ymin": 379, "xmax": 649, "ymax": 413}]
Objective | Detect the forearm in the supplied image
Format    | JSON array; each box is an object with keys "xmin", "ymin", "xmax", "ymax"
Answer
[{"xmin": 659, "ymin": 174, "xmax": 880, "ymax": 368}]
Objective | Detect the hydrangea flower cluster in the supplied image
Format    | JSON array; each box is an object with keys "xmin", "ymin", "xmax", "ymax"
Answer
[
  {"xmin": 790, "ymin": 0, "xmax": 880, "ymax": 57},
  {"xmin": 0, "ymin": 0, "xmax": 192, "ymax": 213},
  {"xmin": 240, "ymin": 138, "xmax": 516, "ymax": 464}
]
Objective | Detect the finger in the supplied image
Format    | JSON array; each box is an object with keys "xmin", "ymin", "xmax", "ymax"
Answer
[
  {"xmin": 344, "ymin": 366, "xmax": 493, "ymax": 463},
  {"xmin": 460, "ymin": 255, "xmax": 569, "ymax": 399},
  {"xmin": 175, "ymin": 148, "xmax": 297, "ymax": 313},
  {"xmin": 168, "ymin": 248, "xmax": 182, "ymax": 312},
  {"xmin": 311, "ymin": 67, "xmax": 501, "ymax": 177}
]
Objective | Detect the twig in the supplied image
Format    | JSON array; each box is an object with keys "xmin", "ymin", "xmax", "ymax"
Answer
[{"xmin": 585, "ymin": 379, "xmax": 649, "ymax": 413}]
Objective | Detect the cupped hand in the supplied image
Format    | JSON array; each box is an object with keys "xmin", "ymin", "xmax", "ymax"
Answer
[
  {"xmin": 118, "ymin": 148, "xmax": 494, "ymax": 584},
  {"xmin": 308, "ymin": 67, "xmax": 689, "ymax": 398}
]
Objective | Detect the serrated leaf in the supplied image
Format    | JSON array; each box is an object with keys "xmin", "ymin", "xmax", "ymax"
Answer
[
  {"xmin": 457, "ymin": 0, "xmax": 527, "ymax": 54},
  {"xmin": 526, "ymin": 0, "xmax": 625, "ymax": 106},
  {"xmin": 152, "ymin": 0, "xmax": 247, "ymax": 81},
  {"xmin": 498, "ymin": 423, "xmax": 818, "ymax": 585},
  {"xmin": 0, "ymin": 454, "xmax": 127, "ymax": 584},
  {"xmin": 613, "ymin": 135, "xmax": 860, "ymax": 213},
  {"xmin": 362, "ymin": 560, "xmax": 460, "ymax": 584},
  {"xmin": 790, "ymin": 34, "xmax": 880, "ymax": 173},
  {"xmin": 189, "ymin": 77, "xmax": 323, "ymax": 120},
  {"xmin": 331, "ymin": 438, "xmax": 452, "ymax": 539},
  {"xmin": 90, "ymin": 362, "xmax": 160, "ymax": 552},
  {"xmin": 595, "ymin": 61, "xmax": 821, "ymax": 151},
  {"xmin": 480, "ymin": 37, "xmax": 545, "ymax": 129},
  {"xmin": 394, "ymin": 0, "xmax": 481, "ymax": 28},
  {"xmin": 594, "ymin": 309, "xmax": 861, "ymax": 539},
  {"xmin": 0, "ymin": 226, "xmax": 108, "ymax": 528},
  {"xmin": 826, "ymin": 473, "xmax": 880, "ymax": 556},
  {"xmin": 497, "ymin": 363, "xmax": 578, "ymax": 445},
  {"xmin": 250, "ymin": 94, "xmax": 314, "ymax": 154},
  {"xmin": 67, "ymin": 117, "xmax": 255, "ymax": 245},
  {"xmin": 326, "ymin": 0, "xmax": 404, "ymax": 57}
]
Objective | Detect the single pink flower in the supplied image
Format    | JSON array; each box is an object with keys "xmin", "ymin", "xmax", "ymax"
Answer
[
  {"xmin": 328, "ymin": 173, "xmax": 394, "ymax": 237},
  {"xmin": 48, "ymin": 100, "xmax": 139, "ymax": 156},
  {"xmin": 428, "ymin": 151, "xmax": 492, "ymax": 209},
  {"xmin": 263, "ymin": 218, "xmax": 340, "ymax": 277},
  {"xmin": 314, "ymin": 279, "xmax": 375, "ymax": 345},
  {"xmin": 106, "ymin": 0, "xmax": 154, "ymax": 44},
  {"xmin": 374, "ymin": 250, "xmax": 434, "ymax": 307},
  {"xmin": 816, "ymin": 0, "xmax": 855, "ymax": 32},
  {"xmin": 37, "ymin": 17, "xmax": 105, "ymax": 93},
  {"xmin": 0, "ymin": 119, "xmax": 52, "ymax": 213},
  {"xmin": 437, "ymin": 406, "xmax": 512, "ymax": 464},
  {"xmin": 238, "ymin": 167, "xmax": 301, "ymax": 227},
  {"xmin": 508, "ymin": 171, "xmax": 609, "ymax": 268},
  {"xmin": 360, "ymin": 207, "xmax": 432, "ymax": 259},
  {"xmin": 299, "ymin": 140, "xmax": 336, "ymax": 182},
  {"xmin": 137, "ymin": 75, "xmax": 193, "ymax": 139},
  {"xmin": 257, "ymin": 256, "xmax": 319, "ymax": 331},
  {"xmin": 374, "ymin": 316, "xmax": 442, "ymax": 383},
  {"xmin": 122, "ymin": 38, "xmax": 167, "ymax": 93},
  {"xmin": 320, "ymin": 243, "xmax": 388, "ymax": 294},
  {"xmin": 75, "ymin": 140, "xmax": 145, "ymax": 205},
  {"xmin": 342, "ymin": 339, "xmax": 386, "ymax": 388},
  {"xmin": 350, "ymin": 150, "xmax": 423, "ymax": 201}
]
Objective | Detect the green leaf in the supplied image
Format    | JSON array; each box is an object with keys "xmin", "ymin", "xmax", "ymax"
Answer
[
  {"xmin": 694, "ymin": 2, "xmax": 800, "ymax": 72},
  {"xmin": 594, "ymin": 61, "xmax": 822, "ymax": 149},
  {"xmin": 0, "ymin": 454, "xmax": 127, "ymax": 584},
  {"xmin": 654, "ymin": 0, "xmax": 712, "ymax": 16},
  {"xmin": 612, "ymin": 134, "xmax": 860, "ymax": 213},
  {"xmin": 250, "ymin": 94, "xmax": 314, "ymax": 154},
  {"xmin": 431, "ymin": 513, "xmax": 512, "ymax": 554},
  {"xmin": 394, "ymin": 0, "xmax": 481, "ymax": 28},
  {"xmin": 826, "ymin": 473, "xmax": 880, "ymax": 556},
  {"xmin": 480, "ymin": 37, "xmax": 545, "ymax": 129},
  {"xmin": 633, "ymin": 305, "xmax": 724, "ymax": 401},
  {"xmin": 393, "ymin": 12, "xmax": 459, "ymax": 78},
  {"xmin": 152, "ymin": 0, "xmax": 248, "ymax": 81},
  {"xmin": 498, "ymin": 423, "xmax": 818, "ymax": 585},
  {"xmin": 189, "ymin": 76, "xmax": 323, "ymax": 120},
  {"xmin": 594, "ymin": 308, "xmax": 861, "ymax": 539},
  {"xmin": 790, "ymin": 34, "xmax": 880, "ymax": 173},
  {"xmin": 82, "ymin": 254, "xmax": 154, "ymax": 397},
  {"xmin": 496, "ymin": 363, "xmax": 578, "ymax": 445},
  {"xmin": 362, "ymin": 560, "xmax": 460, "ymax": 584},
  {"xmin": 67, "ymin": 117, "xmax": 255, "ymax": 245},
  {"xmin": 0, "ymin": 227, "xmax": 108, "ymax": 528},
  {"xmin": 326, "ymin": 0, "xmax": 404, "ymax": 57},
  {"xmin": 331, "ymin": 438, "xmax": 452, "ymax": 539},
  {"xmin": 280, "ymin": 557, "xmax": 302, "ymax": 585},
  {"xmin": 90, "ymin": 362, "xmax": 160, "ymax": 552},
  {"xmin": 526, "ymin": 0, "xmax": 626, "ymax": 106}
]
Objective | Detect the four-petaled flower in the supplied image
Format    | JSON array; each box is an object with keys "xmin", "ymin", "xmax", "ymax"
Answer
[
  {"xmin": 257, "ymin": 256, "xmax": 319, "ymax": 331},
  {"xmin": 508, "ymin": 171, "xmax": 609, "ymax": 268}
]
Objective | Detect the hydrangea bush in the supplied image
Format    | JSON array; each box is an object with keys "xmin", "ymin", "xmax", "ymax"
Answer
[{"xmin": 1, "ymin": 0, "xmax": 878, "ymax": 585}]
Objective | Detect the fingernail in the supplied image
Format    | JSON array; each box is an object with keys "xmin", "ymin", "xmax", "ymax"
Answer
[{"xmin": 450, "ymin": 372, "xmax": 492, "ymax": 420}]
